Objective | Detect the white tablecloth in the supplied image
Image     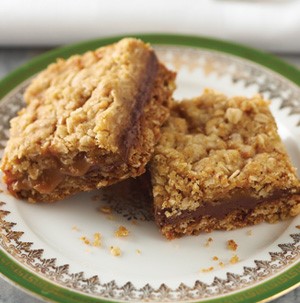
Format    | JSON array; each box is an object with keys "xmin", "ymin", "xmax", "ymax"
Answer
[{"xmin": 0, "ymin": 0, "xmax": 300, "ymax": 52}]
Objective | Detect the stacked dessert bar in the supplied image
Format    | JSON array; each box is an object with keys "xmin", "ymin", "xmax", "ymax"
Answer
[{"xmin": 1, "ymin": 38, "xmax": 175, "ymax": 202}]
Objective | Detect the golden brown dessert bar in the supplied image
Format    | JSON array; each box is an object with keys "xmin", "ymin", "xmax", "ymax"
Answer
[
  {"xmin": 150, "ymin": 89, "xmax": 300, "ymax": 239},
  {"xmin": 1, "ymin": 38, "xmax": 176, "ymax": 202}
]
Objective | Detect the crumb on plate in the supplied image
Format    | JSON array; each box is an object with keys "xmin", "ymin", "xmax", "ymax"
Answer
[
  {"xmin": 200, "ymin": 266, "xmax": 214, "ymax": 273},
  {"xmin": 80, "ymin": 236, "xmax": 90, "ymax": 245},
  {"xmin": 204, "ymin": 237, "xmax": 213, "ymax": 247},
  {"xmin": 115, "ymin": 226, "xmax": 129, "ymax": 237},
  {"xmin": 91, "ymin": 194, "xmax": 101, "ymax": 201},
  {"xmin": 93, "ymin": 233, "xmax": 102, "ymax": 247},
  {"xmin": 99, "ymin": 205, "xmax": 112, "ymax": 214},
  {"xmin": 72, "ymin": 225, "xmax": 80, "ymax": 232},
  {"xmin": 227, "ymin": 239, "xmax": 238, "ymax": 251},
  {"xmin": 106, "ymin": 214, "xmax": 115, "ymax": 221},
  {"xmin": 110, "ymin": 246, "xmax": 121, "ymax": 256},
  {"xmin": 230, "ymin": 255, "xmax": 239, "ymax": 264}
]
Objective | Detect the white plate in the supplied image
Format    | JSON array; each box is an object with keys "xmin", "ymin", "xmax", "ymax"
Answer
[{"xmin": 0, "ymin": 36, "xmax": 299, "ymax": 303}]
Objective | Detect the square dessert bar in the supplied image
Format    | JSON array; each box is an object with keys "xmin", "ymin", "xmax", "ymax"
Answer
[
  {"xmin": 1, "ymin": 38, "xmax": 176, "ymax": 202},
  {"xmin": 150, "ymin": 89, "xmax": 300, "ymax": 239}
]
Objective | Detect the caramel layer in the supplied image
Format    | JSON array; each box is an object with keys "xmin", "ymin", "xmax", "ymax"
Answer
[
  {"xmin": 156, "ymin": 190, "xmax": 299, "ymax": 226},
  {"xmin": 118, "ymin": 51, "xmax": 158, "ymax": 159}
]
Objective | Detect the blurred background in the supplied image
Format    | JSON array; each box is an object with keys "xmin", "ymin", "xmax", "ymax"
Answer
[
  {"xmin": 0, "ymin": 0, "xmax": 300, "ymax": 50},
  {"xmin": 1, "ymin": 0, "xmax": 300, "ymax": 79},
  {"xmin": 0, "ymin": 1, "xmax": 299, "ymax": 303}
]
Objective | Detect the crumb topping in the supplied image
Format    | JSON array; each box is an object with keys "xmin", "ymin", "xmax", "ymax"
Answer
[
  {"xmin": 151, "ymin": 89, "xmax": 300, "ymax": 216},
  {"xmin": 7, "ymin": 38, "xmax": 158, "ymax": 157},
  {"xmin": 290, "ymin": 203, "xmax": 300, "ymax": 216}
]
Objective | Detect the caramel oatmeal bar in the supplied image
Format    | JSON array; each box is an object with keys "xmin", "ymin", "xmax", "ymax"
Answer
[
  {"xmin": 150, "ymin": 89, "xmax": 300, "ymax": 239},
  {"xmin": 1, "ymin": 38, "xmax": 176, "ymax": 202}
]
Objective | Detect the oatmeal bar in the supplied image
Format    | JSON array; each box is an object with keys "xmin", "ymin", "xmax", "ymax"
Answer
[
  {"xmin": 1, "ymin": 38, "xmax": 176, "ymax": 202},
  {"xmin": 150, "ymin": 89, "xmax": 300, "ymax": 239}
]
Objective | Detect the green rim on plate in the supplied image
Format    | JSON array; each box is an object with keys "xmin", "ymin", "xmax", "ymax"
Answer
[{"xmin": 0, "ymin": 34, "xmax": 299, "ymax": 303}]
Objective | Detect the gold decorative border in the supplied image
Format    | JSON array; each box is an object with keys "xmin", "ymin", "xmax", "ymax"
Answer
[{"xmin": 155, "ymin": 46, "xmax": 300, "ymax": 126}]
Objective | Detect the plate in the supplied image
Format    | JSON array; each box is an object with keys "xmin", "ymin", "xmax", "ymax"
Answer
[{"xmin": 0, "ymin": 34, "xmax": 299, "ymax": 303}]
